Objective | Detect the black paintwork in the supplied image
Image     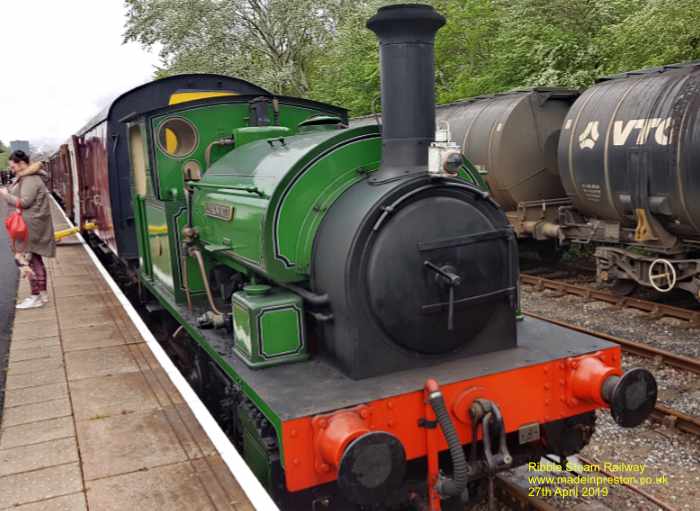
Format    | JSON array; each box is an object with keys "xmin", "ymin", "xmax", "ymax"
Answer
[
  {"xmin": 337, "ymin": 431, "xmax": 406, "ymax": 506},
  {"xmin": 367, "ymin": 4, "xmax": 445, "ymax": 182},
  {"xmin": 605, "ymin": 368, "xmax": 658, "ymax": 428},
  {"xmin": 161, "ymin": 282, "xmax": 613, "ymax": 421},
  {"xmin": 312, "ymin": 175, "xmax": 519, "ymax": 379}
]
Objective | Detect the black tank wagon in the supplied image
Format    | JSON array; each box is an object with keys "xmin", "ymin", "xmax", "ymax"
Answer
[{"xmin": 559, "ymin": 62, "xmax": 700, "ymax": 297}]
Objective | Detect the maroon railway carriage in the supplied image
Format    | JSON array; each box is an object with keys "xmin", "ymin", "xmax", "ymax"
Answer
[{"xmin": 46, "ymin": 142, "xmax": 76, "ymax": 220}]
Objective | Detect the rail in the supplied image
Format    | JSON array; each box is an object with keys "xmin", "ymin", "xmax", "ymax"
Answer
[
  {"xmin": 524, "ymin": 311, "xmax": 700, "ymax": 439},
  {"xmin": 520, "ymin": 274, "xmax": 700, "ymax": 327},
  {"xmin": 523, "ymin": 310, "xmax": 700, "ymax": 376}
]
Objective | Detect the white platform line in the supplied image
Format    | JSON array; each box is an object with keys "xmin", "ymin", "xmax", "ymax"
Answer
[{"xmin": 52, "ymin": 198, "xmax": 280, "ymax": 511}]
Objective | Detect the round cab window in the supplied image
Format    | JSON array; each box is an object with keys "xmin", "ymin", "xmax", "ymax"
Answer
[{"xmin": 158, "ymin": 117, "xmax": 198, "ymax": 158}]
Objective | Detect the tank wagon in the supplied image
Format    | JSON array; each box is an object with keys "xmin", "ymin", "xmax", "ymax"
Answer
[
  {"xmin": 98, "ymin": 5, "xmax": 656, "ymax": 510},
  {"xmin": 434, "ymin": 89, "xmax": 579, "ymax": 260},
  {"xmin": 437, "ymin": 63, "xmax": 700, "ymax": 298},
  {"xmin": 559, "ymin": 62, "xmax": 700, "ymax": 297}
]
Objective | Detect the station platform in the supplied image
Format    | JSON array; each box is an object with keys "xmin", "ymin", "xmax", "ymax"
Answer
[{"xmin": 0, "ymin": 205, "xmax": 263, "ymax": 510}]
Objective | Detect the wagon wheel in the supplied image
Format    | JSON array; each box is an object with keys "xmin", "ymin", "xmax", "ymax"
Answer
[
  {"xmin": 536, "ymin": 242, "xmax": 562, "ymax": 264},
  {"xmin": 648, "ymin": 259, "xmax": 677, "ymax": 293},
  {"xmin": 610, "ymin": 279, "xmax": 638, "ymax": 297}
]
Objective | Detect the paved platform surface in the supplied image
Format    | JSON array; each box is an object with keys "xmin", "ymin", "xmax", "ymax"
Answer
[{"xmin": 0, "ymin": 208, "xmax": 254, "ymax": 510}]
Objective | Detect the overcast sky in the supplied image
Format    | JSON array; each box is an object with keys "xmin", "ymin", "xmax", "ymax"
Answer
[{"xmin": 0, "ymin": 0, "xmax": 159, "ymax": 150}]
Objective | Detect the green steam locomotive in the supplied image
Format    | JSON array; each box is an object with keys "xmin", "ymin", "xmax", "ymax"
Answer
[{"xmin": 117, "ymin": 4, "xmax": 656, "ymax": 510}]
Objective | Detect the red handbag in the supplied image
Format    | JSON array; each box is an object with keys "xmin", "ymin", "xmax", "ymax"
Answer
[{"xmin": 5, "ymin": 198, "xmax": 28, "ymax": 245}]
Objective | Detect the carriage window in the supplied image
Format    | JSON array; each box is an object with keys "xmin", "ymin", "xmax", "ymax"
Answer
[
  {"xmin": 157, "ymin": 117, "xmax": 198, "ymax": 158},
  {"xmin": 129, "ymin": 125, "xmax": 148, "ymax": 197}
]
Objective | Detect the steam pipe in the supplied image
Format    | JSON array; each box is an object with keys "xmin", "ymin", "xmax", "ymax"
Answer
[
  {"xmin": 278, "ymin": 281, "xmax": 329, "ymax": 306},
  {"xmin": 190, "ymin": 247, "xmax": 224, "ymax": 316},
  {"xmin": 181, "ymin": 252, "xmax": 193, "ymax": 313}
]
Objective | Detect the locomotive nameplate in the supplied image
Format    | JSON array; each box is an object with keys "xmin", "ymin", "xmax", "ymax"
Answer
[{"xmin": 205, "ymin": 203, "xmax": 234, "ymax": 221}]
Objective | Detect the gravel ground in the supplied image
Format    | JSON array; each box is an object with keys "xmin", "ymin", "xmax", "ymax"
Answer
[
  {"xmin": 474, "ymin": 412, "xmax": 700, "ymax": 511},
  {"xmin": 494, "ymin": 283, "xmax": 700, "ymax": 510},
  {"xmin": 520, "ymin": 286, "xmax": 700, "ymax": 417}
]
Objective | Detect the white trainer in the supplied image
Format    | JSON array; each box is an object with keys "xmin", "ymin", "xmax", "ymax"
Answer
[
  {"xmin": 39, "ymin": 291, "xmax": 49, "ymax": 304},
  {"xmin": 16, "ymin": 295, "xmax": 45, "ymax": 310}
]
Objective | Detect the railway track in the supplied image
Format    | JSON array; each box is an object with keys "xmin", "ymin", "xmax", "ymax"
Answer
[
  {"xmin": 493, "ymin": 475, "xmax": 558, "ymax": 511},
  {"xmin": 520, "ymin": 274, "xmax": 700, "ymax": 328},
  {"xmin": 523, "ymin": 310, "xmax": 700, "ymax": 376},
  {"xmin": 523, "ymin": 311, "xmax": 700, "ymax": 439},
  {"xmin": 494, "ymin": 451, "xmax": 683, "ymax": 511},
  {"xmin": 650, "ymin": 403, "xmax": 700, "ymax": 437}
]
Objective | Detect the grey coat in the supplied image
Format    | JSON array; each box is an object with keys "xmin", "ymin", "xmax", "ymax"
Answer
[{"xmin": 4, "ymin": 162, "xmax": 56, "ymax": 257}]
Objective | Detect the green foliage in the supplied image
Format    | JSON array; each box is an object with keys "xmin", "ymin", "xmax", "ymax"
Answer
[
  {"xmin": 124, "ymin": 0, "xmax": 700, "ymax": 116},
  {"xmin": 306, "ymin": 1, "xmax": 381, "ymax": 114},
  {"xmin": 124, "ymin": 0, "xmax": 352, "ymax": 96},
  {"xmin": 0, "ymin": 140, "xmax": 8, "ymax": 170},
  {"xmin": 599, "ymin": 0, "xmax": 700, "ymax": 73},
  {"xmin": 432, "ymin": 0, "xmax": 503, "ymax": 102}
]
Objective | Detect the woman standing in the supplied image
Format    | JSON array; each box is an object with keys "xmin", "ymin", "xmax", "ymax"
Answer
[{"xmin": 0, "ymin": 150, "xmax": 55, "ymax": 309}]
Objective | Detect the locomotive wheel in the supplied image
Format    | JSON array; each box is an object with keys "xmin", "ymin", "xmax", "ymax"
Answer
[
  {"xmin": 610, "ymin": 279, "xmax": 638, "ymax": 297},
  {"xmin": 536, "ymin": 242, "xmax": 562, "ymax": 265},
  {"xmin": 187, "ymin": 351, "xmax": 212, "ymax": 399}
]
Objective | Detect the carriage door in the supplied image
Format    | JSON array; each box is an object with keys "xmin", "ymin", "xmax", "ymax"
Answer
[{"xmin": 127, "ymin": 122, "xmax": 154, "ymax": 279}]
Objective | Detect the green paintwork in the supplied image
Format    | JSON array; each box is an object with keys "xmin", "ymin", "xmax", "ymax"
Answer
[
  {"xmin": 134, "ymin": 197, "xmax": 151, "ymax": 278},
  {"xmin": 460, "ymin": 156, "xmax": 488, "ymax": 189},
  {"xmin": 149, "ymin": 101, "xmax": 338, "ymax": 202},
  {"xmin": 127, "ymin": 97, "xmax": 345, "ymax": 305},
  {"xmin": 239, "ymin": 402, "xmax": 276, "ymax": 488},
  {"xmin": 145, "ymin": 201, "xmax": 174, "ymax": 291},
  {"xmin": 138, "ymin": 199, "xmax": 205, "ymax": 302},
  {"xmin": 232, "ymin": 286, "xmax": 307, "ymax": 368},
  {"xmin": 297, "ymin": 115, "xmax": 344, "ymax": 132},
  {"xmin": 234, "ymin": 126, "xmax": 291, "ymax": 147},
  {"xmin": 138, "ymin": 276, "xmax": 285, "ymax": 456},
  {"xmin": 197, "ymin": 191, "xmax": 267, "ymax": 266},
  {"xmin": 124, "ymin": 96, "xmax": 350, "ymax": 463},
  {"xmin": 192, "ymin": 124, "xmax": 382, "ymax": 283},
  {"xmin": 128, "ymin": 122, "xmax": 154, "ymax": 276}
]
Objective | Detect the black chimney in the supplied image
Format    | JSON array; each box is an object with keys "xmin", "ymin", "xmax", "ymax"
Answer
[{"xmin": 367, "ymin": 4, "xmax": 445, "ymax": 183}]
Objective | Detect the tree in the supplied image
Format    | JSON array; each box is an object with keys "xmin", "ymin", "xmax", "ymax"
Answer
[
  {"xmin": 0, "ymin": 140, "xmax": 8, "ymax": 170},
  {"xmin": 124, "ymin": 0, "xmax": 353, "ymax": 96},
  {"xmin": 432, "ymin": 0, "xmax": 503, "ymax": 102},
  {"xmin": 480, "ymin": 0, "xmax": 647, "ymax": 90},
  {"xmin": 124, "ymin": 0, "xmax": 700, "ymax": 115},
  {"xmin": 599, "ymin": 0, "xmax": 700, "ymax": 74},
  {"xmin": 306, "ymin": 0, "xmax": 381, "ymax": 115},
  {"xmin": 307, "ymin": 0, "xmax": 505, "ymax": 111}
]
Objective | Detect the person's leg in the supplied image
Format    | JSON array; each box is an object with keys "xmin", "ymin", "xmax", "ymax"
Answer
[
  {"xmin": 30, "ymin": 254, "xmax": 48, "ymax": 302},
  {"xmin": 17, "ymin": 254, "xmax": 47, "ymax": 309}
]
